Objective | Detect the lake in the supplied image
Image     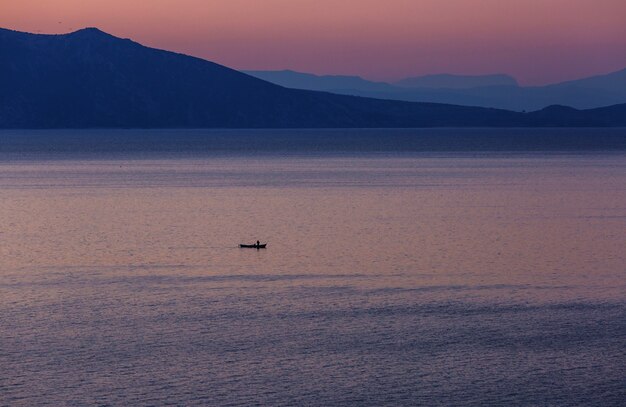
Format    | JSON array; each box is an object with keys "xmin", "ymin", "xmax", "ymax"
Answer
[{"xmin": 1, "ymin": 129, "xmax": 625, "ymax": 405}]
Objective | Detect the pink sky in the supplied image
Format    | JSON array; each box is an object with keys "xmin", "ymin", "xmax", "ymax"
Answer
[{"xmin": 2, "ymin": 0, "xmax": 626, "ymax": 85}]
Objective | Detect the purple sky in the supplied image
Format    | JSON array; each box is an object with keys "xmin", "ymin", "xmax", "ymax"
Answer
[{"xmin": 3, "ymin": 0, "xmax": 626, "ymax": 85}]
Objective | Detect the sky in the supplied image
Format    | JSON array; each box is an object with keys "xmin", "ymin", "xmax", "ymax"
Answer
[{"xmin": 2, "ymin": 0, "xmax": 626, "ymax": 85}]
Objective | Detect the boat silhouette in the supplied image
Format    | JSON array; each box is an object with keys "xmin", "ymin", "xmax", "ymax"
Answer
[{"xmin": 239, "ymin": 242, "xmax": 267, "ymax": 249}]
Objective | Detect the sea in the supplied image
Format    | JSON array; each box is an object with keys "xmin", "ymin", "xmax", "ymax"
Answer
[{"xmin": 1, "ymin": 128, "xmax": 625, "ymax": 406}]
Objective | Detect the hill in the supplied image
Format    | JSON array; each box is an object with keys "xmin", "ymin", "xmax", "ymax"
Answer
[
  {"xmin": 246, "ymin": 69, "xmax": 626, "ymax": 112},
  {"xmin": 0, "ymin": 27, "xmax": 624, "ymax": 128},
  {"xmin": 242, "ymin": 70, "xmax": 394, "ymax": 93},
  {"xmin": 394, "ymin": 74, "xmax": 518, "ymax": 89}
]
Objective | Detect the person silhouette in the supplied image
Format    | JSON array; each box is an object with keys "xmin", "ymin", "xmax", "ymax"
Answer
[{"xmin": 256, "ymin": 240, "xmax": 260, "ymax": 248}]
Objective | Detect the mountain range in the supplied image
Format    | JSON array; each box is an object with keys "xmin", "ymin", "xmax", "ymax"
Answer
[
  {"xmin": 244, "ymin": 69, "xmax": 626, "ymax": 112},
  {"xmin": 1, "ymin": 27, "xmax": 625, "ymax": 128}
]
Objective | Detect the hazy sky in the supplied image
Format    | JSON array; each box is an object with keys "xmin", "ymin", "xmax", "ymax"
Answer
[{"xmin": 2, "ymin": 0, "xmax": 626, "ymax": 85}]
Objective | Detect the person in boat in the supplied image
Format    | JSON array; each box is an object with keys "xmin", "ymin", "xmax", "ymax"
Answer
[{"xmin": 256, "ymin": 240, "xmax": 260, "ymax": 247}]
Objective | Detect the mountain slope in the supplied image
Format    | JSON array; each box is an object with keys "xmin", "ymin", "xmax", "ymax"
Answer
[
  {"xmin": 1, "ymin": 27, "xmax": 625, "ymax": 128},
  {"xmin": 394, "ymin": 74, "xmax": 518, "ymax": 89},
  {"xmin": 246, "ymin": 69, "xmax": 626, "ymax": 111},
  {"xmin": 0, "ymin": 27, "xmax": 530, "ymax": 128},
  {"xmin": 553, "ymin": 68, "xmax": 626, "ymax": 93},
  {"xmin": 242, "ymin": 70, "xmax": 395, "ymax": 93},
  {"xmin": 526, "ymin": 103, "xmax": 626, "ymax": 127}
]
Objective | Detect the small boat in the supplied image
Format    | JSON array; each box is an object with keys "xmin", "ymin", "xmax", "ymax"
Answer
[{"xmin": 239, "ymin": 243, "xmax": 267, "ymax": 249}]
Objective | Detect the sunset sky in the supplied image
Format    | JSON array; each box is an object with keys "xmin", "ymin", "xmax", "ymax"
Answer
[{"xmin": 2, "ymin": 0, "xmax": 626, "ymax": 85}]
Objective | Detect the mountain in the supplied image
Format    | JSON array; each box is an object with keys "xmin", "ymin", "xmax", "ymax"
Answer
[
  {"xmin": 242, "ymin": 70, "xmax": 394, "ymax": 93},
  {"xmin": 0, "ymin": 27, "xmax": 625, "ymax": 128},
  {"xmin": 526, "ymin": 103, "xmax": 626, "ymax": 127},
  {"xmin": 553, "ymin": 68, "xmax": 626, "ymax": 93},
  {"xmin": 0, "ymin": 27, "xmax": 527, "ymax": 128},
  {"xmin": 394, "ymin": 74, "xmax": 518, "ymax": 89},
  {"xmin": 245, "ymin": 69, "xmax": 626, "ymax": 112}
]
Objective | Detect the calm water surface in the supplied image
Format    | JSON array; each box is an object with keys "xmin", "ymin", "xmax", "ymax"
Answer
[{"xmin": 1, "ymin": 130, "xmax": 625, "ymax": 405}]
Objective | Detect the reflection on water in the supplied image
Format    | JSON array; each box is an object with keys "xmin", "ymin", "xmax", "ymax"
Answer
[{"xmin": 1, "ymin": 152, "xmax": 625, "ymax": 405}]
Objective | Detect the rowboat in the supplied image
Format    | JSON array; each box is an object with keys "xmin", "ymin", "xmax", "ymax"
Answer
[{"xmin": 239, "ymin": 243, "xmax": 267, "ymax": 249}]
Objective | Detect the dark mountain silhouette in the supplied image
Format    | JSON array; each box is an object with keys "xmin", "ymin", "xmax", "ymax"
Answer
[
  {"xmin": 0, "ymin": 27, "xmax": 527, "ymax": 128},
  {"xmin": 526, "ymin": 103, "xmax": 626, "ymax": 127},
  {"xmin": 246, "ymin": 69, "xmax": 626, "ymax": 112},
  {"xmin": 1, "ymin": 27, "xmax": 625, "ymax": 128}
]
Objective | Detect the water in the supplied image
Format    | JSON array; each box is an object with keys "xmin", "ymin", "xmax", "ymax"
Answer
[{"xmin": 1, "ymin": 129, "xmax": 625, "ymax": 405}]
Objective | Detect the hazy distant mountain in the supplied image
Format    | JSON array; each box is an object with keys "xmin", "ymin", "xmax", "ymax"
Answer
[
  {"xmin": 552, "ymin": 68, "xmax": 626, "ymax": 93},
  {"xmin": 394, "ymin": 74, "xmax": 518, "ymax": 89},
  {"xmin": 1, "ymin": 27, "xmax": 625, "ymax": 128},
  {"xmin": 245, "ymin": 69, "xmax": 626, "ymax": 111},
  {"xmin": 243, "ymin": 70, "xmax": 395, "ymax": 92}
]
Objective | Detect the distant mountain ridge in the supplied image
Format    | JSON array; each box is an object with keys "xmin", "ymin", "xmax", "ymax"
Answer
[
  {"xmin": 1, "ymin": 27, "xmax": 626, "ymax": 128},
  {"xmin": 394, "ymin": 74, "xmax": 518, "ymax": 89},
  {"xmin": 244, "ymin": 69, "xmax": 626, "ymax": 111},
  {"xmin": 243, "ymin": 70, "xmax": 394, "ymax": 93}
]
